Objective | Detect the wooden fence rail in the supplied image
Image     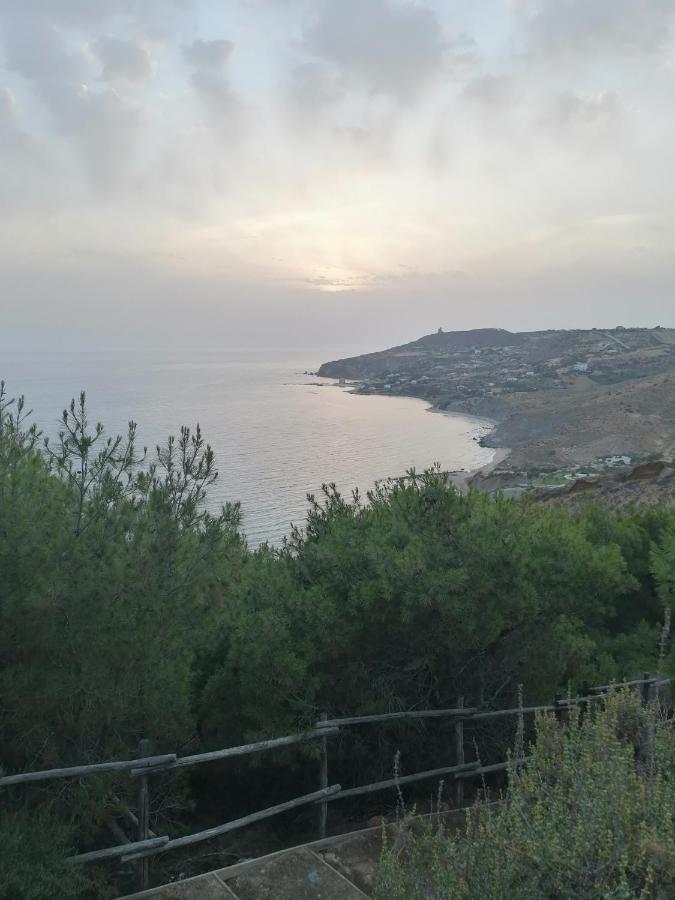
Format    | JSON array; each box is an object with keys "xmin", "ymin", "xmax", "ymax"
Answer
[
  {"xmin": 322, "ymin": 761, "xmax": 480, "ymax": 803},
  {"xmin": 128, "ymin": 727, "xmax": 340, "ymax": 778},
  {"xmin": 119, "ymin": 785, "xmax": 342, "ymax": 865},
  {"xmin": 317, "ymin": 706, "xmax": 476, "ymax": 728},
  {"xmin": 1, "ymin": 673, "xmax": 670, "ymax": 892},
  {"xmin": 0, "ymin": 754, "xmax": 177, "ymax": 788},
  {"xmin": 67, "ymin": 836, "xmax": 171, "ymax": 866}
]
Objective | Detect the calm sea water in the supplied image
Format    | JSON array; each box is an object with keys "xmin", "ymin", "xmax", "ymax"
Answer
[{"xmin": 1, "ymin": 348, "xmax": 495, "ymax": 545}]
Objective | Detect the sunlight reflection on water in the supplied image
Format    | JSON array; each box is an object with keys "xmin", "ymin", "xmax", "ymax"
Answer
[{"xmin": 2, "ymin": 348, "xmax": 495, "ymax": 545}]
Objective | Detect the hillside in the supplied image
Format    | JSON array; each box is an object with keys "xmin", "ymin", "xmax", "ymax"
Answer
[
  {"xmin": 319, "ymin": 326, "xmax": 675, "ymax": 478},
  {"xmin": 471, "ymin": 459, "xmax": 675, "ymax": 508}
]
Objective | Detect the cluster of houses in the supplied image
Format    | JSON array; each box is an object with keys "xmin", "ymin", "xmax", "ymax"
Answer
[{"xmin": 351, "ymin": 327, "xmax": 675, "ymax": 409}]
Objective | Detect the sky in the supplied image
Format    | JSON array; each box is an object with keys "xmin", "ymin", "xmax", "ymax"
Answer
[{"xmin": 1, "ymin": 0, "xmax": 675, "ymax": 352}]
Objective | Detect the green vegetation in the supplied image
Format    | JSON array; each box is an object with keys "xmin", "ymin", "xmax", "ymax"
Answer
[
  {"xmin": 0, "ymin": 384, "xmax": 673, "ymax": 896},
  {"xmin": 0, "ymin": 807, "xmax": 88, "ymax": 900},
  {"xmin": 376, "ymin": 691, "xmax": 674, "ymax": 899}
]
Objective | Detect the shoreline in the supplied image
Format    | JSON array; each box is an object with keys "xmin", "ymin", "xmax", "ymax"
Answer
[
  {"xmin": 338, "ymin": 380, "xmax": 512, "ymax": 491},
  {"xmin": 426, "ymin": 404, "xmax": 511, "ymax": 489}
]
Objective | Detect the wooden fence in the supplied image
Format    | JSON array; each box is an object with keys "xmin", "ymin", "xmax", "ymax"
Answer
[{"xmin": 1, "ymin": 674, "xmax": 670, "ymax": 892}]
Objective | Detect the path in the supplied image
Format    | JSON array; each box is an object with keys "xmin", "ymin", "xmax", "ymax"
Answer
[{"xmin": 119, "ymin": 810, "xmax": 466, "ymax": 900}]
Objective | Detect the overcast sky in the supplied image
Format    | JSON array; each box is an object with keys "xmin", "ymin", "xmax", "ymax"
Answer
[{"xmin": 1, "ymin": 0, "xmax": 674, "ymax": 352}]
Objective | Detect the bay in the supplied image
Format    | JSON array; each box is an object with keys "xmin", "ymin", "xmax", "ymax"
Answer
[{"xmin": 1, "ymin": 348, "xmax": 496, "ymax": 545}]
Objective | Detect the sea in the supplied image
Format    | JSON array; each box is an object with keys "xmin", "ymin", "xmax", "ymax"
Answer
[{"xmin": 1, "ymin": 348, "xmax": 496, "ymax": 546}]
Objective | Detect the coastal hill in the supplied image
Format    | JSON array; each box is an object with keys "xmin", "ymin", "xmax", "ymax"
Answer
[
  {"xmin": 319, "ymin": 328, "xmax": 524, "ymax": 379},
  {"xmin": 319, "ymin": 326, "xmax": 675, "ymax": 480}
]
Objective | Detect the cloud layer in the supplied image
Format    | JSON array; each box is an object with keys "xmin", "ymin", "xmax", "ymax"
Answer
[{"xmin": 1, "ymin": 0, "xmax": 674, "ymax": 347}]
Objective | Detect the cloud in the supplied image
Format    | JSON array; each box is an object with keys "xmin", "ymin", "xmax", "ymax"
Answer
[
  {"xmin": 519, "ymin": 0, "xmax": 675, "ymax": 57},
  {"xmin": 3, "ymin": 18, "xmax": 144, "ymax": 187},
  {"xmin": 4, "ymin": 18, "xmax": 84, "ymax": 85},
  {"xmin": 0, "ymin": 88, "xmax": 64, "ymax": 212},
  {"xmin": 522, "ymin": 90, "xmax": 626, "ymax": 158},
  {"xmin": 287, "ymin": 62, "xmax": 343, "ymax": 123},
  {"xmin": 71, "ymin": 87, "xmax": 144, "ymax": 185},
  {"xmin": 0, "ymin": 0, "xmax": 183, "ymax": 27},
  {"xmin": 462, "ymin": 74, "xmax": 516, "ymax": 108},
  {"xmin": 188, "ymin": 70, "xmax": 240, "ymax": 119},
  {"xmin": 0, "ymin": 86, "xmax": 15, "ymax": 117},
  {"xmin": 93, "ymin": 36, "xmax": 153, "ymax": 83},
  {"xmin": 1, "ymin": 0, "xmax": 675, "ymax": 346},
  {"xmin": 549, "ymin": 91, "xmax": 622, "ymax": 127},
  {"xmin": 301, "ymin": 0, "xmax": 469, "ymax": 103},
  {"xmin": 182, "ymin": 38, "xmax": 234, "ymax": 71},
  {"xmin": 182, "ymin": 39, "xmax": 242, "ymax": 136}
]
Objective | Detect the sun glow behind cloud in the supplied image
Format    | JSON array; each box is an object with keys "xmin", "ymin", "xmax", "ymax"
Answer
[{"xmin": 1, "ymin": 0, "xmax": 675, "ymax": 347}]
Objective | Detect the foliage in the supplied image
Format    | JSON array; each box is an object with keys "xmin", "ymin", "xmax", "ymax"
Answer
[
  {"xmin": 376, "ymin": 691, "xmax": 675, "ymax": 900},
  {"xmin": 0, "ymin": 805, "xmax": 90, "ymax": 900},
  {"xmin": 0, "ymin": 382, "xmax": 244, "ymax": 874},
  {"xmin": 0, "ymin": 384, "xmax": 673, "ymax": 892},
  {"xmin": 651, "ymin": 531, "xmax": 675, "ymax": 677},
  {"xmin": 283, "ymin": 474, "xmax": 636, "ymax": 714}
]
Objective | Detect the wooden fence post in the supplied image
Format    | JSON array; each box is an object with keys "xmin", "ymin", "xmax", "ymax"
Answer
[
  {"xmin": 318, "ymin": 713, "xmax": 328, "ymax": 839},
  {"xmin": 454, "ymin": 696, "xmax": 464, "ymax": 809},
  {"xmin": 137, "ymin": 739, "xmax": 153, "ymax": 892},
  {"xmin": 554, "ymin": 692, "xmax": 564, "ymax": 726}
]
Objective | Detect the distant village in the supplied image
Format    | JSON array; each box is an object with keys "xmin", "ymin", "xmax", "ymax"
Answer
[{"xmin": 339, "ymin": 326, "xmax": 675, "ymax": 413}]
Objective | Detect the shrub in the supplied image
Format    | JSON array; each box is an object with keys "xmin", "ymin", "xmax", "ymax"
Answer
[
  {"xmin": 0, "ymin": 807, "xmax": 91, "ymax": 900},
  {"xmin": 376, "ymin": 690, "xmax": 675, "ymax": 900}
]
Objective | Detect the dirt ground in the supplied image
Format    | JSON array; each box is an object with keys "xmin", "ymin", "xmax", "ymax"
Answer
[{"xmin": 486, "ymin": 372, "xmax": 675, "ymax": 470}]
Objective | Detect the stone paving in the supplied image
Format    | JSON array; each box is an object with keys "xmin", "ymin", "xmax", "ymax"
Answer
[
  {"xmin": 120, "ymin": 811, "xmax": 466, "ymax": 900},
  {"xmin": 119, "ymin": 828, "xmax": 378, "ymax": 900}
]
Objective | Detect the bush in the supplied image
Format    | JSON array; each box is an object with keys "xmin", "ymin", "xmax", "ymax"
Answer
[
  {"xmin": 0, "ymin": 807, "xmax": 91, "ymax": 900},
  {"xmin": 1, "ymin": 385, "xmax": 673, "ymax": 892},
  {"xmin": 376, "ymin": 690, "xmax": 675, "ymax": 900}
]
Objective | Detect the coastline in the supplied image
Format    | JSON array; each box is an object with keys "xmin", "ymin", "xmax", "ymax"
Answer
[
  {"xmin": 426, "ymin": 404, "xmax": 511, "ymax": 489},
  {"xmin": 319, "ymin": 327, "xmax": 675, "ymax": 484},
  {"xmin": 338, "ymin": 380, "xmax": 511, "ymax": 491}
]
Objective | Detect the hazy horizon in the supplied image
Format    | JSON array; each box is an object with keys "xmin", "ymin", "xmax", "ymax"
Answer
[{"xmin": 2, "ymin": 1, "xmax": 675, "ymax": 351}]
